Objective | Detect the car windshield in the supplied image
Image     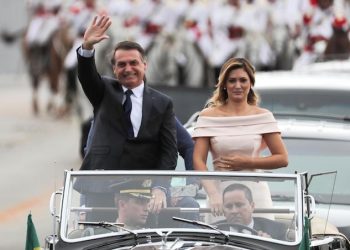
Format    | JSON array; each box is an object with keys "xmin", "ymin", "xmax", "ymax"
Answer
[
  {"xmin": 177, "ymin": 136, "xmax": 350, "ymax": 205},
  {"xmin": 60, "ymin": 171, "xmax": 302, "ymax": 246},
  {"xmin": 259, "ymin": 89, "xmax": 350, "ymax": 120},
  {"xmin": 272, "ymin": 138, "xmax": 350, "ymax": 205}
]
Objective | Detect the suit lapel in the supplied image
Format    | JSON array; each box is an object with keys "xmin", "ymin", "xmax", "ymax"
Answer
[
  {"xmin": 138, "ymin": 86, "xmax": 153, "ymax": 137},
  {"xmin": 111, "ymin": 80, "xmax": 124, "ymax": 105},
  {"xmin": 253, "ymin": 219, "xmax": 263, "ymax": 232},
  {"xmin": 253, "ymin": 218, "xmax": 269, "ymax": 234}
]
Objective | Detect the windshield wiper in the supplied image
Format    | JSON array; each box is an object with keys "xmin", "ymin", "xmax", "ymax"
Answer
[
  {"xmin": 172, "ymin": 217, "xmax": 230, "ymax": 244},
  {"xmin": 78, "ymin": 221, "xmax": 140, "ymax": 249}
]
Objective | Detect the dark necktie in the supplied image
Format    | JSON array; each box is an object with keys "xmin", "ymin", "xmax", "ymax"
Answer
[{"xmin": 123, "ymin": 89, "xmax": 134, "ymax": 138}]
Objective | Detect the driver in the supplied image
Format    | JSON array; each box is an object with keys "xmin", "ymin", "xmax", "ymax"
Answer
[{"xmin": 218, "ymin": 183, "xmax": 287, "ymax": 240}]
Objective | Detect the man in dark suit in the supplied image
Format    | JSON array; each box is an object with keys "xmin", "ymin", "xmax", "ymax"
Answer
[
  {"xmin": 218, "ymin": 183, "xmax": 287, "ymax": 241},
  {"xmin": 76, "ymin": 15, "xmax": 178, "ymax": 213},
  {"xmin": 81, "ymin": 116, "xmax": 194, "ymax": 170}
]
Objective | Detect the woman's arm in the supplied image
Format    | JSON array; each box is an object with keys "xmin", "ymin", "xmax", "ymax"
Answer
[
  {"xmin": 193, "ymin": 137, "xmax": 210, "ymax": 171},
  {"xmin": 219, "ymin": 132, "xmax": 288, "ymax": 170},
  {"xmin": 257, "ymin": 132, "xmax": 289, "ymax": 169},
  {"xmin": 193, "ymin": 136, "xmax": 223, "ymax": 216}
]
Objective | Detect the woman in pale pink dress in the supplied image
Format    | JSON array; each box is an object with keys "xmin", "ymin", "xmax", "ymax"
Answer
[{"xmin": 192, "ymin": 57, "xmax": 288, "ymax": 217}]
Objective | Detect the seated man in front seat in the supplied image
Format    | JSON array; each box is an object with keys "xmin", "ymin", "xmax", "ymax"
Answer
[
  {"xmin": 112, "ymin": 179, "xmax": 153, "ymax": 230},
  {"xmin": 217, "ymin": 183, "xmax": 287, "ymax": 241},
  {"xmin": 70, "ymin": 179, "xmax": 153, "ymax": 238}
]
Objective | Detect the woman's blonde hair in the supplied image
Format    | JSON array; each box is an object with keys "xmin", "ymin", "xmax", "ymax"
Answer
[{"xmin": 209, "ymin": 57, "xmax": 259, "ymax": 107}]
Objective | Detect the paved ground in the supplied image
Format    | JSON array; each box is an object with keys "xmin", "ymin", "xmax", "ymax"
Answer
[{"xmin": 0, "ymin": 74, "xmax": 83, "ymax": 249}]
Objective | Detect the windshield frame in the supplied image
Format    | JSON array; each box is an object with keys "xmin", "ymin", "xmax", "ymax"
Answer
[{"xmin": 59, "ymin": 170, "xmax": 304, "ymax": 247}]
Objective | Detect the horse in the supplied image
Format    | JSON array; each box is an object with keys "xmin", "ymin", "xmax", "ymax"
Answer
[{"xmin": 1, "ymin": 22, "xmax": 71, "ymax": 116}]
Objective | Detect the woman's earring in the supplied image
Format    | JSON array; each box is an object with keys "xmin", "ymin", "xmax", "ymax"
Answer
[{"xmin": 223, "ymin": 87, "xmax": 226, "ymax": 90}]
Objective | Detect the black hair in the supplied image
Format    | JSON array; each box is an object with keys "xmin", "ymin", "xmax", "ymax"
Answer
[{"xmin": 223, "ymin": 183, "xmax": 253, "ymax": 203}]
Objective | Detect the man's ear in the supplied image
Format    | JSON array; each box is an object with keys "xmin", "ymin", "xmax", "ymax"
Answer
[
  {"xmin": 119, "ymin": 199, "xmax": 127, "ymax": 209},
  {"xmin": 251, "ymin": 201, "xmax": 255, "ymax": 211},
  {"xmin": 113, "ymin": 66, "xmax": 119, "ymax": 80}
]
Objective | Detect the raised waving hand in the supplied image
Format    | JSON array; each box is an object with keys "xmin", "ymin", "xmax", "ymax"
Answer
[{"xmin": 82, "ymin": 15, "xmax": 112, "ymax": 50}]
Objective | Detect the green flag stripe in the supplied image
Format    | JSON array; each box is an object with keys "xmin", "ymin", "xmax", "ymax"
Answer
[
  {"xmin": 25, "ymin": 214, "xmax": 41, "ymax": 250},
  {"xmin": 298, "ymin": 216, "xmax": 311, "ymax": 250}
]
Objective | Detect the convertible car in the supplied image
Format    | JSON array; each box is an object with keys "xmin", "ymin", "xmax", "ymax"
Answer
[{"xmin": 45, "ymin": 170, "xmax": 349, "ymax": 250}]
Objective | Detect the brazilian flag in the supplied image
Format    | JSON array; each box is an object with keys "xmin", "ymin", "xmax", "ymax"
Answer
[
  {"xmin": 25, "ymin": 213, "xmax": 41, "ymax": 250},
  {"xmin": 299, "ymin": 216, "xmax": 311, "ymax": 250}
]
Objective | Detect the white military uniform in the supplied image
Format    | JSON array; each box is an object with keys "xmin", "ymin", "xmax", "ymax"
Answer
[
  {"xmin": 26, "ymin": 1, "xmax": 61, "ymax": 46},
  {"xmin": 63, "ymin": 0, "xmax": 101, "ymax": 70},
  {"xmin": 145, "ymin": 0, "xmax": 190, "ymax": 86},
  {"xmin": 207, "ymin": 0, "xmax": 246, "ymax": 69},
  {"xmin": 235, "ymin": 0, "xmax": 276, "ymax": 69},
  {"xmin": 293, "ymin": 0, "xmax": 334, "ymax": 69}
]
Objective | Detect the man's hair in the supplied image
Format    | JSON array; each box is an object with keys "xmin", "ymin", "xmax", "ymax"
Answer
[
  {"xmin": 115, "ymin": 193, "xmax": 130, "ymax": 205},
  {"xmin": 223, "ymin": 183, "xmax": 253, "ymax": 203},
  {"xmin": 110, "ymin": 40, "xmax": 146, "ymax": 66}
]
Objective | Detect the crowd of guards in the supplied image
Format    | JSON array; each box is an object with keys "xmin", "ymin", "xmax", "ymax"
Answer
[
  {"xmin": 25, "ymin": 0, "xmax": 350, "ymax": 88},
  {"xmin": 17, "ymin": 0, "xmax": 349, "ymax": 119}
]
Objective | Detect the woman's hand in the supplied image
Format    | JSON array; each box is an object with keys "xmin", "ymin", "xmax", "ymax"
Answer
[
  {"xmin": 208, "ymin": 191, "xmax": 223, "ymax": 216},
  {"xmin": 149, "ymin": 187, "xmax": 167, "ymax": 214},
  {"xmin": 217, "ymin": 155, "xmax": 252, "ymax": 171},
  {"xmin": 201, "ymin": 179, "xmax": 223, "ymax": 216}
]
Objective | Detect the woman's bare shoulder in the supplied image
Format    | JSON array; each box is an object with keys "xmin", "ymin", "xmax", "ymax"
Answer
[
  {"xmin": 253, "ymin": 107, "xmax": 271, "ymax": 115},
  {"xmin": 198, "ymin": 107, "xmax": 219, "ymax": 117}
]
